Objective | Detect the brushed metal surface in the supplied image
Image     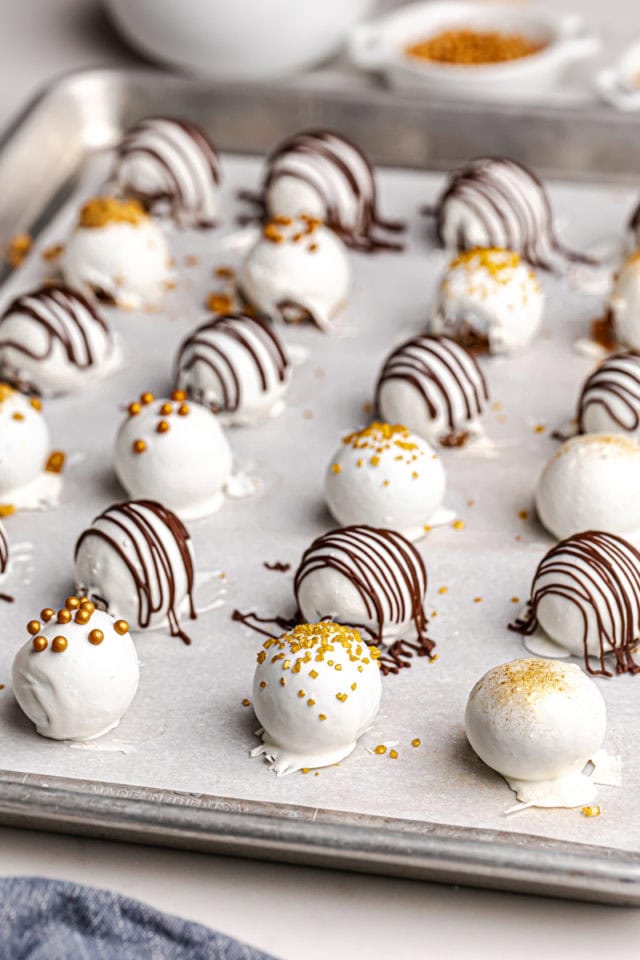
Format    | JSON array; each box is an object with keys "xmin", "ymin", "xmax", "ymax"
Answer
[{"xmin": 0, "ymin": 68, "xmax": 638, "ymax": 904}]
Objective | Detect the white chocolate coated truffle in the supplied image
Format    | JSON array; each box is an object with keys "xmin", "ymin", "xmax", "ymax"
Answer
[
  {"xmin": 535, "ymin": 434, "xmax": 640, "ymax": 541},
  {"xmin": 375, "ymin": 334, "xmax": 489, "ymax": 446},
  {"xmin": 251, "ymin": 622, "xmax": 382, "ymax": 775},
  {"xmin": 114, "ymin": 392, "xmax": 232, "ymax": 520},
  {"xmin": 432, "ymin": 157, "xmax": 578, "ymax": 269},
  {"xmin": 0, "ymin": 285, "xmax": 118, "ymax": 396},
  {"xmin": 115, "ymin": 117, "xmax": 221, "ymax": 228},
  {"xmin": 238, "ymin": 216, "xmax": 350, "ymax": 332},
  {"xmin": 175, "ymin": 313, "xmax": 291, "ymax": 426},
  {"xmin": 514, "ymin": 531, "xmax": 640, "ymax": 674},
  {"xmin": 430, "ymin": 248, "xmax": 543, "ymax": 354},
  {"xmin": 325, "ymin": 422, "xmax": 446, "ymax": 541},
  {"xmin": 610, "ymin": 253, "xmax": 640, "ymax": 350},
  {"xmin": 294, "ymin": 525, "xmax": 430, "ymax": 648},
  {"xmin": 465, "ymin": 658, "xmax": 606, "ymax": 805},
  {"xmin": 12, "ymin": 604, "xmax": 139, "ymax": 741},
  {"xmin": 578, "ymin": 351, "xmax": 640, "ymax": 438},
  {"xmin": 261, "ymin": 129, "xmax": 401, "ymax": 252},
  {"xmin": 0, "ymin": 385, "xmax": 52, "ymax": 503},
  {"xmin": 75, "ymin": 499, "xmax": 196, "ymax": 642},
  {"xmin": 61, "ymin": 197, "xmax": 171, "ymax": 310}
]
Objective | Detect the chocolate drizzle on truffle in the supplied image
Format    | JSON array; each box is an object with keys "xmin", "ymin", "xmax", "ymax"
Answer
[
  {"xmin": 426, "ymin": 157, "xmax": 595, "ymax": 270},
  {"xmin": 375, "ymin": 334, "xmax": 488, "ymax": 444},
  {"xmin": 295, "ymin": 525, "xmax": 433, "ymax": 675},
  {"xmin": 0, "ymin": 285, "xmax": 111, "ymax": 392},
  {"xmin": 243, "ymin": 129, "xmax": 405, "ymax": 253},
  {"xmin": 116, "ymin": 117, "xmax": 221, "ymax": 228},
  {"xmin": 578, "ymin": 351, "xmax": 640, "ymax": 434},
  {"xmin": 175, "ymin": 312, "xmax": 288, "ymax": 413},
  {"xmin": 510, "ymin": 530, "xmax": 640, "ymax": 676},
  {"xmin": 75, "ymin": 499, "xmax": 196, "ymax": 644}
]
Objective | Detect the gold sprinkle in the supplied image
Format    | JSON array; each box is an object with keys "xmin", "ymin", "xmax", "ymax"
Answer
[
  {"xmin": 452, "ymin": 520, "xmax": 465, "ymax": 530},
  {"xmin": 280, "ymin": 677, "xmax": 286, "ymax": 686},
  {"xmin": 132, "ymin": 439, "xmax": 147, "ymax": 454},
  {"xmin": 309, "ymin": 669, "xmax": 318, "ymax": 679},
  {"xmin": 389, "ymin": 749, "xmax": 398, "ymax": 760},
  {"xmin": 30, "ymin": 396, "xmax": 42, "ymax": 411},
  {"xmin": 140, "ymin": 391, "xmax": 154, "ymax": 405},
  {"xmin": 81, "ymin": 600, "xmax": 95, "ymax": 614},
  {"xmin": 214, "ymin": 266, "xmax": 235, "ymax": 279},
  {"xmin": 307, "ymin": 698, "xmax": 316, "ymax": 706},
  {"xmin": 438, "ymin": 586, "xmax": 448, "ymax": 595},
  {"xmin": 79, "ymin": 197, "xmax": 146, "ymax": 229},
  {"xmin": 518, "ymin": 509, "xmax": 529, "ymax": 520},
  {"xmin": 351, "ymin": 682, "xmax": 357, "ymax": 690},
  {"xmin": 0, "ymin": 504, "xmax": 15, "ymax": 517},
  {"xmin": 40, "ymin": 608, "xmax": 54, "ymax": 623},
  {"xmin": 178, "ymin": 403, "xmax": 190, "ymax": 417},
  {"xmin": 156, "ymin": 420, "xmax": 170, "ymax": 434},
  {"xmin": 336, "ymin": 692, "xmax": 348, "ymax": 702},
  {"xmin": 128, "ymin": 402, "xmax": 141, "ymax": 416},
  {"xmin": 7, "ymin": 232, "xmax": 32, "ymax": 267},
  {"xmin": 12, "ymin": 412, "xmax": 24, "ymax": 421},
  {"xmin": 75, "ymin": 610, "xmax": 90, "ymax": 625},
  {"xmin": 582, "ymin": 805, "xmax": 601, "ymax": 818},
  {"xmin": 301, "ymin": 767, "xmax": 310, "ymax": 774},
  {"xmin": 206, "ymin": 292, "xmax": 235, "ymax": 314},
  {"xmin": 32, "ymin": 635, "xmax": 47, "ymax": 652},
  {"xmin": 259, "ymin": 680, "xmax": 266, "ymax": 688},
  {"xmin": 171, "ymin": 389, "xmax": 187, "ymax": 403},
  {"xmin": 319, "ymin": 713, "xmax": 327, "ymax": 721},
  {"xmin": 474, "ymin": 596, "xmax": 482, "ymax": 603},
  {"xmin": 241, "ymin": 698, "xmax": 251, "ymax": 707},
  {"xmin": 65, "ymin": 596, "xmax": 80, "ymax": 610},
  {"xmin": 331, "ymin": 463, "xmax": 341, "ymax": 474},
  {"xmin": 26, "ymin": 620, "xmax": 41, "ymax": 636},
  {"xmin": 373, "ymin": 744, "xmax": 387, "ymax": 755},
  {"xmin": 114, "ymin": 620, "xmax": 129, "ymax": 635},
  {"xmin": 57, "ymin": 609, "xmax": 71, "ymax": 624},
  {"xmin": 511, "ymin": 596, "xmax": 520, "ymax": 604},
  {"xmin": 88, "ymin": 629, "xmax": 104, "ymax": 645},
  {"xmin": 45, "ymin": 451, "xmax": 65, "ymax": 474},
  {"xmin": 533, "ymin": 424, "xmax": 546, "ymax": 434},
  {"xmin": 297, "ymin": 690, "xmax": 306, "ymax": 698},
  {"xmin": 51, "ymin": 636, "xmax": 68, "ymax": 653},
  {"xmin": 411, "ymin": 738, "xmax": 421, "ymax": 748},
  {"xmin": 160, "ymin": 402, "xmax": 173, "ymax": 416},
  {"xmin": 42, "ymin": 243, "xmax": 64, "ymax": 262}
]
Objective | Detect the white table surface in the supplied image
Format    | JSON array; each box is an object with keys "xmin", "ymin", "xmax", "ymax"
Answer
[{"xmin": 1, "ymin": 2, "xmax": 640, "ymax": 957}]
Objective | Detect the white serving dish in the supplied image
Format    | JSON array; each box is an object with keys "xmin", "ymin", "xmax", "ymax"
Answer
[
  {"xmin": 349, "ymin": 1, "xmax": 600, "ymax": 102},
  {"xmin": 595, "ymin": 40, "xmax": 640, "ymax": 112},
  {"xmin": 104, "ymin": 0, "xmax": 375, "ymax": 81}
]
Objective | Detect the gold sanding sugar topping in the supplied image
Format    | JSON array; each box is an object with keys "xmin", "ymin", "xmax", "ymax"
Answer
[
  {"xmin": 405, "ymin": 29, "xmax": 546, "ymax": 66},
  {"xmin": 490, "ymin": 659, "xmax": 570, "ymax": 706},
  {"xmin": 79, "ymin": 197, "xmax": 147, "ymax": 229},
  {"xmin": 341, "ymin": 422, "xmax": 425, "ymax": 469},
  {"xmin": 582, "ymin": 805, "xmax": 601, "ymax": 817},
  {"xmin": 259, "ymin": 621, "xmax": 380, "ymax": 668},
  {"xmin": 450, "ymin": 247, "xmax": 521, "ymax": 279}
]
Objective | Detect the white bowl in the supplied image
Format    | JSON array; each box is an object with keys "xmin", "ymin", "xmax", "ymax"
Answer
[
  {"xmin": 349, "ymin": 1, "xmax": 600, "ymax": 102},
  {"xmin": 105, "ymin": 0, "xmax": 375, "ymax": 81},
  {"xmin": 595, "ymin": 41, "xmax": 640, "ymax": 112}
]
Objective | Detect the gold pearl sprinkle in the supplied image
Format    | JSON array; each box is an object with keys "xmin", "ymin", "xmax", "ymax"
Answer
[
  {"xmin": 241, "ymin": 698, "xmax": 251, "ymax": 707},
  {"xmin": 75, "ymin": 610, "xmax": 90, "ymax": 625},
  {"xmin": 171, "ymin": 389, "xmax": 187, "ymax": 403},
  {"xmin": 40, "ymin": 608, "xmax": 54, "ymax": 622},
  {"xmin": 26, "ymin": 620, "xmax": 41, "ymax": 635},
  {"xmin": 65, "ymin": 596, "xmax": 80, "ymax": 610},
  {"xmin": 32, "ymin": 635, "xmax": 47, "ymax": 652},
  {"xmin": 51, "ymin": 636, "xmax": 68, "ymax": 653},
  {"xmin": 259, "ymin": 680, "xmax": 267, "ymax": 689},
  {"xmin": 156, "ymin": 420, "xmax": 170, "ymax": 434},
  {"xmin": 411, "ymin": 738, "xmax": 421, "ymax": 748},
  {"xmin": 389, "ymin": 749, "xmax": 398, "ymax": 760},
  {"xmin": 88, "ymin": 629, "xmax": 104, "ymax": 645},
  {"xmin": 132, "ymin": 439, "xmax": 147, "ymax": 454},
  {"xmin": 30, "ymin": 397, "xmax": 42, "ymax": 411},
  {"xmin": 297, "ymin": 690, "xmax": 305, "ymax": 698},
  {"xmin": 319, "ymin": 713, "xmax": 327, "ymax": 721},
  {"xmin": 57, "ymin": 609, "xmax": 71, "ymax": 624},
  {"xmin": 178, "ymin": 403, "xmax": 190, "ymax": 416},
  {"xmin": 140, "ymin": 391, "xmax": 154, "ymax": 405},
  {"xmin": 373, "ymin": 745, "xmax": 387, "ymax": 755},
  {"xmin": 81, "ymin": 600, "xmax": 95, "ymax": 614},
  {"xmin": 128, "ymin": 401, "xmax": 141, "ymax": 416},
  {"xmin": 160, "ymin": 403, "xmax": 173, "ymax": 416},
  {"xmin": 114, "ymin": 620, "xmax": 129, "ymax": 635}
]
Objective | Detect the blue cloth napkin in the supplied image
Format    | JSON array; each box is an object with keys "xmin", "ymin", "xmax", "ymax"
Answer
[{"xmin": 0, "ymin": 876, "xmax": 277, "ymax": 960}]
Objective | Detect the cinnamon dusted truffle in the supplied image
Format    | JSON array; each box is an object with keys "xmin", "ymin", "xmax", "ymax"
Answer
[
  {"xmin": 465, "ymin": 658, "xmax": 607, "ymax": 807},
  {"xmin": 61, "ymin": 196, "xmax": 172, "ymax": 309},
  {"xmin": 324, "ymin": 422, "xmax": 447, "ymax": 541},
  {"xmin": 238, "ymin": 215, "xmax": 351, "ymax": 332},
  {"xmin": 375, "ymin": 334, "xmax": 489, "ymax": 446},
  {"xmin": 429, "ymin": 157, "xmax": 590, "ymax": 270},
  {"xmin": 114, "ymin": 390, "xmax": 232, "ymax": 519},
  {"xmin": 430, "ymin": 248, "xmax": 544, "ymax": 354},
  {"xmin": 12, "ymin": 599, "xmax": 139, "ymax": 741},
  {"xmin": 578, "ymin": 351, "xmax": 640, "ymax": 438},
  {"xmin": 175, "ymin": 312, "xmax": 291, "ymax": 425},
  {"xmin": 255, "ymin": 129, "xmax": 403, "ymax": 252},
  {"xmin": 251, "ymin": 621, "xmax": 382, "ymax": 775},
  {"xmin": 295, "ymin": 525, "xmax": 430, "ymax": 652},
  {"xmin": 115, "ymin": 116, "xmax": 221, "ymax": 228},
  {"xmin": 0, "ymin": 285, "xmax": 119, "ymax": 396},
  {"xmin": 75, "ymin": 499, "xmax": 196, "ymax": 644},
  {"xmin": 511, "ymin": 531, "xmax": 640, "ymax": 676},
  {"xmin": 535, "ymin": 434, "xmax": 640, "ymax": 540}
]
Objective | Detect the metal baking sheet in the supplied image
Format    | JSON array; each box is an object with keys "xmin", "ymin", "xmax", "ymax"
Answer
[{"xmin": 0, "ymin": 68, "xmax": 639, "ymax": 905}]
